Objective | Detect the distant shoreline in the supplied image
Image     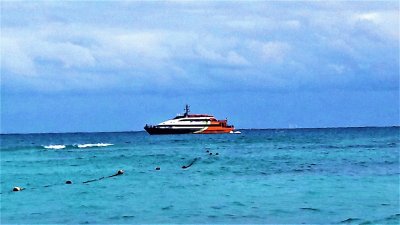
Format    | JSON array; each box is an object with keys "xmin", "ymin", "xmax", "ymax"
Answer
[{"xmin": 1, "ymin": 126, "xmax": 399, "ymax": 135}]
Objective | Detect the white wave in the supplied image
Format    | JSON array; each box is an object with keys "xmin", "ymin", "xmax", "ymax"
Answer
[
  {"xmin": 230, "ymin": 130, "xmax": 242, "ymax": 134},
  {"xmin": 43, "ymin": 145, "xmax": 66, "ymax": 150},
  {"xmin": 76, "ymin": 143, "xmax": 113, "ymax": 148}
]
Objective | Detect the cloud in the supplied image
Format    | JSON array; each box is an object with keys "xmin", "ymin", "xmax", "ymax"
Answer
[
  {"xmin": 2, "ymin": 28, "xmax": 96, "ymax": 71},
  {"xmin": 327, "ymin": 64, "xmax": 347, "ymax": 75},
  {"xmin": 1, "ymin": 37, "xmax": 37, "ymax": 76},
  {"xmin": 352, "ymin": 10, "xmax": 399, "ymax": 41},
  {"xmin": 37, "ymin": 41, "xmax": 96, "ymax": 68},
  {"xmin": 226, "ymin": 16, "xmax": 301, "ymax": 31},
  {"xmin": 0, "ymin": 1, "xmax": 398, "ymax": 94},
  {"xmin": 355, "ymin": 12, "xmax": 380, "ymax": 22},
  {"xmin": 194, "ymin": 46, "xmax": 249, "ymax": 66},
  {"xmin": 257, "ymin": 41, "xmax": 291, "ymax": 63},
  {"xmin": 102, "ymin": 31, "xmax": 169, "ymax": 59}
]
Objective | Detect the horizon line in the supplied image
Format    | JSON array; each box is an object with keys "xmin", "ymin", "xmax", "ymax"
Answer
[{"xmin": 1, "ymin": 125, "xmax": 399, "ymax": 135}]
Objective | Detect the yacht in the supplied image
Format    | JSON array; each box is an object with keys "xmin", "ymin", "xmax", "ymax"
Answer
[{"xmin": 144, "ymin": 105, "xmax": 234, "ymax": 135}]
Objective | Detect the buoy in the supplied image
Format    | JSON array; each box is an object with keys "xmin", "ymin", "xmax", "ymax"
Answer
[
  {"xmin": 209, "ymin": 152, "xmax": 212, "ymax": 155},
  {"xmin": 206, "ymin": 150, "xmax": 210, "ymax": 153},
  {"xmin": 65, "ymin": 180, "xmax": 72, "ymax": 184},
  {"xmin": 155, "ymin": 167, "xmax": 160, "ymax": 170},
  {"xmin": 13, "ymin": 187, "xmax": 23, "ymax": 192},
  {"xmin": 216, "ymin": 153, "xmax": 219, "ymax": 155},
  {"xmin": 117, "ymin": 170, "xmax": 124, "ymax": 175}
]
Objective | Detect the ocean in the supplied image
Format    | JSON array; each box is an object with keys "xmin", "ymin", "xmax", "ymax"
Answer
[{"xmin": 1, "ymin": 127, "xmax": 399, "ymax": 224}]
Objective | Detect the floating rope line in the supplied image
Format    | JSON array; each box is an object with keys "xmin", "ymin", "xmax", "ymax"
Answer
[
  {"xmin": 82, "ymin": 170, "xmax": 124, "ymax": 184},
  {"xmin": 12, "ymin": 149, "xmax": 221, "ymax": 192},
  {"xmin": 12, "ymin": 169, "xmax": 125, "ymax": 192}
]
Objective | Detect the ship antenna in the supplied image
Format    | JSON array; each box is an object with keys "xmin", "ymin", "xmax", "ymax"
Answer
[{"xmin": 184, "ymin": 104, "xmax": 190, "ymax": 117}]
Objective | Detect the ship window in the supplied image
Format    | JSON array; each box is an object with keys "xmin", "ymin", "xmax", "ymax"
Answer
[{"xmin": 180, "ymin": 118, "xmax": 209, "ymax": 121}]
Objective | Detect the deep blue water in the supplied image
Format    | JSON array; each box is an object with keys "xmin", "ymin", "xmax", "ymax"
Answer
[{"xmin": 1, "ymin": 127, "xmax": 399, "ymax": 224}]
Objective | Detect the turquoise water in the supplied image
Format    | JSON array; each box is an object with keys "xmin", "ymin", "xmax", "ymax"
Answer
[{"xmin": 1, "ymin": 127, "xmax": 399, "ymax": 224}]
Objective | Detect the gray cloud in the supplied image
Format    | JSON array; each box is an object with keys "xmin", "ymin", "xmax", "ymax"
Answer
[{"xmin": 1, "ymin": 1, "xmax": 398, "ymax": 93}]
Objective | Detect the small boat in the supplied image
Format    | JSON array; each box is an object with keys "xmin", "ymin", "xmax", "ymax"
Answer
[{"xmin": 144, "ymin": 105, "xmax": 234, "ymax": 135}]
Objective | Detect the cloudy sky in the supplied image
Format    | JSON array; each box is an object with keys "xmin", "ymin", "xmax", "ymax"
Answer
[{"xmin": 1, "ymin": 1, "xmax": 399, "ymax": 133}]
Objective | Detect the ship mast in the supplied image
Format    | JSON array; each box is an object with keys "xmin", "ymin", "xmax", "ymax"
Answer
[{"xmin": 184, "ymin": 104, "xmax": 190, "ymax": 117}]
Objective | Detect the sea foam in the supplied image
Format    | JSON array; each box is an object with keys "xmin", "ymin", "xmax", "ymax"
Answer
[
  {"xmin": 43, "ymin": 143, "xmax": 113, "ymax": 149},
  {"xmin": 76, "ymin": 143, "xmax": 114, "ymax": 148},
  {"xmin": 43, "ymin": 145, "xmax": 66, "ymax": 150}
]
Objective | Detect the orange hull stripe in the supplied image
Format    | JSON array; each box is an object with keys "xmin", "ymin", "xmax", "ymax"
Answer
[{"xmin": 200, "ymin": 125, "xmax": 234, "ymax": 134}]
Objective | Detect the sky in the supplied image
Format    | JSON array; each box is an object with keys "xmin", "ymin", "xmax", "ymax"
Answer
[{"xmin": 1, "ymin": 1, "xmax": 399, "ymax": 133}]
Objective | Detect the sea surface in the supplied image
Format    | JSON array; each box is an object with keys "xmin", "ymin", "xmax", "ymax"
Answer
[{"xmin": 1, "ymin": 127, "xmax": 399, "ymax": 224}]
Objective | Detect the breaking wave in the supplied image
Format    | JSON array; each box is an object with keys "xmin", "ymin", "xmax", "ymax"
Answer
[
  {"xmin": 42, "ymin": 143, "xmax": 113, "ymax": 150},
  {"xmin": 76, "ymin": 143, "xmax": 114, "ymax": 148},
  {"xmin": 43, "ymin": 145, "xmax": 66, "ymax": 150}
]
